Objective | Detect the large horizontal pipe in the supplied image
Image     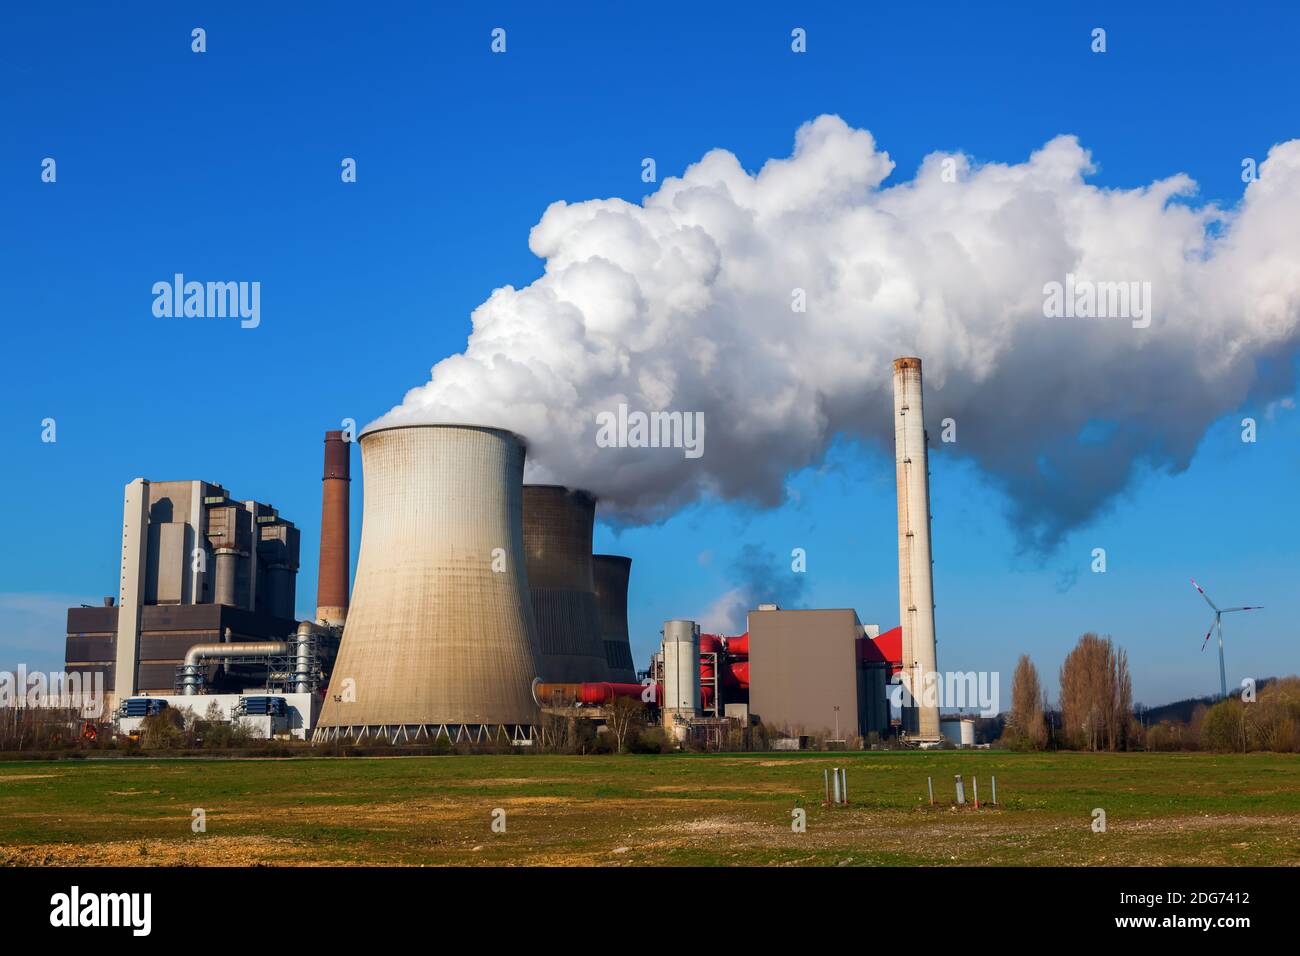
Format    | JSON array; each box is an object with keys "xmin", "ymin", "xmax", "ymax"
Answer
[
  {"xmin": 180, "ymin": 641, "xmax": 291, "ymax": 695},
  {"xmin": 532, "ymin": 681, "xmax": 646, "ymax": 707},
  {"xmin": 184, "ymin": 641, "xmax": 290, "ymax": 667}
]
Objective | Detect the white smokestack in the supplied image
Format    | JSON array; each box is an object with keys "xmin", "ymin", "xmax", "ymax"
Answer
[{"xmin": 893, "ymin": 357, "xmax": 940, "ymax": 741}]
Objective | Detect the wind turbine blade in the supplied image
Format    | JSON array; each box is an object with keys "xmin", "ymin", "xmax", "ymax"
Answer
[
  {"xmin": 1191, "ymin": 578, "xmax": 1219, "ymax": 612},
  {"xmin": 1200, "ymin": 619, "xmax": 1215, "ymax": 652},
  {"xmin": 1221, "ymin": 606, "xmax": 1263, "ymax": 613}
]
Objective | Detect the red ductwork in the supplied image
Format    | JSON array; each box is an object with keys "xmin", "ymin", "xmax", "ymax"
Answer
[
  {"xmin": 532, "ymin": 681, "xmax": 646, "ymax": 707},
  {"xmin": 859, "ymin": 625, "xmax": 903, "ymax": 676},
  {"xmin": 727, "ymin": 660, "xmax": 749, "ymax": 690}
]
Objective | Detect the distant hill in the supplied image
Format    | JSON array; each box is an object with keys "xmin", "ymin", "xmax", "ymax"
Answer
[{"xmin": 1140, "ymin": 677, "xmax": 1280, "ymax": 725}]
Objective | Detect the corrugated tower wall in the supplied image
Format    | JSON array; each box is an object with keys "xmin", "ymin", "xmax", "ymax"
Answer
[
  {"xmin": 315, "ymin": 425, "xmax": 542, "ymax": 732},
  {"xmin": 522, "ymin": 485, "xmax": 609, "ymax": 683},
  {"xmin": 592, "ymin": 554, "xmax": 637, "ymax": 681}
]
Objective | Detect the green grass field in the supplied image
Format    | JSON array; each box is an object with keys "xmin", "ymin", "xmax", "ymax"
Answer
[{"xmin": 1, "ymin": 751, "xmax": 1297, "ymax": 866}]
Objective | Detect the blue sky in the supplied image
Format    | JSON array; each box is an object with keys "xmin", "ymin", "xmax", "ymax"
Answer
[{"xmin": 2, "ymin": 1, "xmax": 1297, "ymax": 706}]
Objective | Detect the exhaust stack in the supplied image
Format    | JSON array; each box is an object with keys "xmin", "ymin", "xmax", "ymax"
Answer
[
  {"xmin": 316, "ymin": 430, "xmax": 350, "ymax": 627},
  {"xmin": 892, "ymin": 357, "xmax": 941, "ymax": 741}
]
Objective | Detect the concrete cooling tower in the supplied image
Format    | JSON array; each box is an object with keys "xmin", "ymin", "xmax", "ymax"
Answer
[
  {"xmin": 593, "ymin": 554, "xmax": 637, "ymax": 682},
  {"xmin": 522, "ymin": 485, "xmax": 609, "ymax": 683},
  {"xmin": 313, "ymin": 424, "xmax": 542, "ymax": 743}
]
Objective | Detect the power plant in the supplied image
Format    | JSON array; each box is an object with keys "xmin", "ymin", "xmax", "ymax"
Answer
[{"xmin": 70, "ymin": 357, "xmax": 960, "ymax": 748}]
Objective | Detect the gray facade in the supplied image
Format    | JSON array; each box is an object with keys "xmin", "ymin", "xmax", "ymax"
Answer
[
  {"xmin": 747, "ymin": 608, "xmax": 865, "ymax": 738},
  {"xmin": 73, "ymin": 477, "xmax": 301, "ymax": 711}
]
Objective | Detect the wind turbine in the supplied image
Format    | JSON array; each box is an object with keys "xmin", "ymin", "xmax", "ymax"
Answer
[{"xmin": 1191, "ymin": 579, "xmax": 1263, "ymax": 700}]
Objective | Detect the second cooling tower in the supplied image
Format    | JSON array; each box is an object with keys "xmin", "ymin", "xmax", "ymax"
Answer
[
  {"xmin": 313, "ymin": 425, "xmax": 542, "ymax": 741},
  {"xmin": 593, "ymin": 555, "xmax": 637, "ymax": 682},
  {"xmin": 523, "ymin": 485, "xmax": 609, "ymax": 683}
]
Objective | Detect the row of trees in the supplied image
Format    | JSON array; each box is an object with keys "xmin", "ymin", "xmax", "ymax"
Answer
[
  {"xmin": 1150, "ymin": 678, "xmax": 1300, "ymax": 752},
  {"xmin": 1007, "ymin": 632, "xmax": 1134, "ymax": 751},
  {"xmin": 1006, "ymin": 634, "xmax": 1299, "ymax": 753}
]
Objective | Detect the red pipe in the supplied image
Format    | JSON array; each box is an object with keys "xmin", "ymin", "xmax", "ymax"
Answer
[{"xmin": 533, "ymin": 681, "xmax": 646, "ymax": 706}]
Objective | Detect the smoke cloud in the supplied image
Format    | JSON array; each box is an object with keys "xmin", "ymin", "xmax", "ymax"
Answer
[
  {"xmin": 696, "ymin": 544, "xmax": 808, "ymax": 634},
  {"xmin": 371, "ymin": 115, "xmax": 1300, "ymax": 549}
]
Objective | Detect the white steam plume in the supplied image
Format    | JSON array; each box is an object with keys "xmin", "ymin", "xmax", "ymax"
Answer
[{"xmin": 370, "ymin": 115, "xmax": 1300, "ymax": 549}]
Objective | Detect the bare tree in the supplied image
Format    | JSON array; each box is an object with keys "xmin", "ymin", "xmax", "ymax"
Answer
[
  {"xmin": 604, "ymin": 695, "xmax": 645, "ymax": 753},
  {"xmin": 1008, "ymin": 654, "xmax": 1047, "ymax": 749},
  {"xmin": 1059, "ymin": 632, "xmax": 1133, "ymax": 751}
]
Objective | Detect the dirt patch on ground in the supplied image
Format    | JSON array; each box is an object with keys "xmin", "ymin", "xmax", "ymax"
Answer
[
  {"xmin": 663, "ymin": 817, "xmax": 759, "ymax": 834},
  {"xmin": 0, "ymin": 836, "xmax": 339, "ymax": 867},
  {"xmin": 647, "ymin": 783, "xmax": 798, "ymax": 793},
  {"xmin": 0, "ymin": 774, "xmax": 58, "ymax": 783}
]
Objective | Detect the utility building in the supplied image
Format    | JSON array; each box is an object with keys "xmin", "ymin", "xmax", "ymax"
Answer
[
  {"xmin": 747, "ymin": 608, "xmax": 869, "ymax": 740},
  {"xmin": 65, "ymin": 478, "xmax": 301, "ymax": 713}
]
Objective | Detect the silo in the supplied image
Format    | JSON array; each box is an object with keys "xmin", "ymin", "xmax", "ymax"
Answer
[
  {"xmin": 313, "ymin": 424, "xmax": 542, "ymax": 742},
  {"xmin": 522, "ymin": 485, "xmax": 609, "ymax": 683},
  {"xmin": 940, "ymin": 719, "xmax": 976, "ymax": 748},
  {"xmin": 661, "ymin": 619, "xmax": 700, "ymax": 741},
  {"xmin": 593, "ymin": 554, "xmax": 637, "ymax": 682}
]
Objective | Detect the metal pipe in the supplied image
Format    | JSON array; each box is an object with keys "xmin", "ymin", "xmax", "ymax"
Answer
[
  {"xmin": 531, "ymin": 680, "xmax": 645, "ymax": 707},
  {"xmin": 180, "ymin": 641, "xmax": 290, "ymax": 695},
  {"xmin": 295, "ymin": 621, "xmax": 314, "ymax": 694}
]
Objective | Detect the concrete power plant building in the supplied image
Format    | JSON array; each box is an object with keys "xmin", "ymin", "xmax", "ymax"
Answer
[
  {"xmin": 313, "ymin": 425, "xmax": 542, "ymax": 743},
  {"xmin": 892, "ymin": 357, "xmax": 941, "ymax": 742},
  {"xmin": 593, "ymin": 555, "xmax": 637, "ymax": 682},
  {"xmin": 65, "ymin": 478, "xmax": 301, "ymax": 714},
  {"xmin": 523, "ymin": 485, "xmax": 609, "ymax": 684}
]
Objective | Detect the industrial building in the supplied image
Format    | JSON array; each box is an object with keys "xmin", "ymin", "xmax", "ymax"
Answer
[
  {"xmin": 65, "ymin": 479, "xmax": 303, "ymax": 714},
  {"xmin": 67, "ymin": 433, "xmax": 349, "ymax": 735}
]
